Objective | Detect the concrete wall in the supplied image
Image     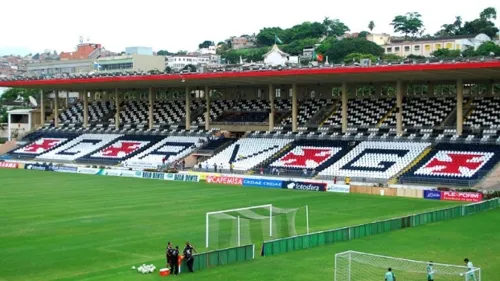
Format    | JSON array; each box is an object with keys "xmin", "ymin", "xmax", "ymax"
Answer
[{"xmin": 133, "ymin": 54, "xmax": 165, "ymax": 72}]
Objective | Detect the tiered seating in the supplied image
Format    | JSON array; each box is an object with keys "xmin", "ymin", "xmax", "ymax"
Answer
[
  {"xmin": 260, "ymin": 139, "xmax": 357, "ymax": 174},
  {"xmin": 78, "ymin": 135, "xmax": 163, "ymax": 165},
  {"xmin": 124, "ymin": 136, "xmax": 206, "ymax": 168},
  {"xmin": 197, "ymin": 100, "xmax": 233, "ymax": 124},
  {"xmin": 400, "ymin": 143, "xmax": 500, "ymax": 185},
  {"xmin": 281, "ymin": 99, "xmax": 327, "ymax": 125},
  {"xmin": 202, "ymin": 138, "xmax": 293, "ymax": 171},
  {"xmin": 59, "ymin": 101, "xmax": 114, "ymax": 124},
  {"xmin": 464, "ymin": 97, "xmax": 500, "ymax": 128},
  {"xmin": 382, "ymin": 97, "xmax": 457, "ymax": 128},
  {"xmin": 113, "ymin": 100, "xmax": 204, "ymax": 125},
  {"xmin": 217, "ymin": 112, "xmax": 269, "ymax": 123},
  {"xmin": 9, "ymin": 133, "xmax": 79, "ymax": 159},
  {"xmin": 318, "ymin": 141, "xmax": 431, "ymax": 179},
  {"xmin": 322, "ymin": 99, "xmax": 393, "ymax": 127}
]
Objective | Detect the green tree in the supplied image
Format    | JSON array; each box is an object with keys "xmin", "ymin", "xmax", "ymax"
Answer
[
  {"xmin": 343, "ymin": 53, "xmax": 377, "ymax": 63},
  {"xmin": 358, "ymin": 31, "xmax": 370, "ymax": 39},
  {"xmin": 0, "ymin": 88, "xmax": 40, "ymax": 103},
  {"xmin": 156, "ymin": 50, "xmax": 171, "ymax": 56},
  {"xmin": 220, "ymin": 47, "xmax": 271, "ymax": 64},
  {"xmin": 322, "ymin": 38, "xmax": 384, "ymax": 63},
  {"xmin": 322, "ymin": 17, "xmax": 350, "ymax": 37},
  {"xmin": 284, "ymin": 22, "xmax": 326, "ymax": 41},
  {"xmin": 368, "ymin": 21, "xmax": 375, "ymax": 32},
  {"xmin": 383, "ymin": 53, "xmax": 403, "ymax": 62},
  {"xmin": 176, "ymin": 50, "xmax": 188, "ymax": 55},
  {"xmin": 164, "ymin": 66, "xmax": 172, "ymax": 73},
  {"xmin": 182, "ymin": 64, "xmax": 197, "ymax": 72},
  {"xmin": 198, "ymin": 40, "xmax": 214, "ymax": 49},
  {"xmin": 391, "ymin": 12, "xmax": 424, "ymax": 39},
  {"xmin": 281, "ymin": 38, "xmax": 319, "ymax": 55},
  {"xmin": 256, "ymin": 27, "xmax": 284, "ymax": 46},
  {"xmin": 474, "ymin": 41, "xmax": 500, "ymax": 56},
  {"xmin": 436, "ymin": 7, "xmax": 498, "ymax": 38},
  {"xmin": 431, "ymin": 48, "xmax": 461, "ymax": 58}
]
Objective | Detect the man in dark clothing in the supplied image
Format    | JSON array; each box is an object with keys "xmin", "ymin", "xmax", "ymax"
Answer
[
  {"xmin": 183, "ymin": 241, "xmax": 197, "ymax": 273},
  {"xmin": 170, "ymin": 246, "xmax": 180, "ymax": 275},
  {"xmin": 166, "ymin": 242, "xmax": 173, "ymax": 268}
]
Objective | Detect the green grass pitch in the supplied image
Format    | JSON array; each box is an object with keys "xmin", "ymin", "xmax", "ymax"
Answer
[{"xmin": 1, "ymin": 169, "xmax": 498, "ymax": 281}]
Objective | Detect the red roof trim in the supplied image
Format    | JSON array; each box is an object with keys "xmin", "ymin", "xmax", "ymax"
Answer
[{"xmin": 1, "ymin": 61, "xmax": 500, "ymax": 88}]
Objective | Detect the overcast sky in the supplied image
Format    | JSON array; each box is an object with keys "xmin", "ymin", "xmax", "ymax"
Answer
[{"xmin": 0, "ymin": 0, "xmax": 498, "ymax": 56}]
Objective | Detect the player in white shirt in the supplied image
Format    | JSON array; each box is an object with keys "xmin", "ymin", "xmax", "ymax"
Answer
[{"xmin": 463, "ymin": 258, "xmax": 477, "ymax": 281}]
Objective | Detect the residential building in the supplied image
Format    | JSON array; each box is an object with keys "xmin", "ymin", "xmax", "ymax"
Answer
[
  {"xmin": 366, "ymin": 33, "xmax": 391, "ymax": 45},
  {"xmin": 60, "ymin": 43, "xmax": 103, "ymax": 60},
  {"xmin": 27, "ymin": 54, "xmax": 165, "ymax": 76},
  {"xmin": 382, "ymin": 34, "xmax": 492, "ymax": 57},
  {"xmin": 167, "ymin": 54, "xmax": 221, "ymax": 71},
  {"xmin": 230, "ymin": 35, "xmax": 257, "ymax": 50},
  {"xmin": 126, "ymin": 46, "xmax": 153, "ymax": 56},
  {"xmin": 198, "ymin": 45, "xmax": 216, "ymax": 55}
]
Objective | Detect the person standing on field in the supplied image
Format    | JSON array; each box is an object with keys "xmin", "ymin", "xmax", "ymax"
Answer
[
  {"xmin": 183, "ymin": 241, "xmax": 197, "ymax": 273},
  {"xmin": 166, "ymin": 242, "xmax": 173, "ymax": 268},
  {"xmin": 170, "ymin": 246, "xmax": 179, "ymax": 275},
  {"xmin": 385, "ymin": 268, "xmax": 396, "ymax": 281}
]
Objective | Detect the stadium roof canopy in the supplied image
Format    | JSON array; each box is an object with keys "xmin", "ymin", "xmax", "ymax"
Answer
[{"xmin": 1, "ymin": 61, "xmax": 500, "ymax": 91}]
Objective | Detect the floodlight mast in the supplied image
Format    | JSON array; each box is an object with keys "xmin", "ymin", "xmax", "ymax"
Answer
[{"xmin": 205, "ymin": 204, "xmax": 273, "ymax": 248}]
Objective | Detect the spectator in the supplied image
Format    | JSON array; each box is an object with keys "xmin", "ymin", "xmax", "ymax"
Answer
[{"xmin": 214, "ymin": 163, "xmax": 217, "ymax": 173}]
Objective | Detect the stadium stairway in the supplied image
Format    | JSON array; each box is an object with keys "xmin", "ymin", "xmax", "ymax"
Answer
[
  {"xmin": 475, "ymin": 162, "xmax": 500, "ymax": 190},
  {"xmin": 307, "ymin": 101, "xmax": 336, "ymax": 127},
  {"xmin": 319, "ymin": 102, "xmax": 338, "ymax": 127},
  {"xmin": 441, "ymin": 99, "xmax": 473, "ymax": 128},
  {"xmin": 389, "ymin": 147, "xmax": 433, "ymax": 184},
  {"xmin": 255, "ymin": 142, "xmax": 293, "ymax": 169},
  {"xmin": 377, "ymin": 104, "xmax": 396, "ymax": 128}
]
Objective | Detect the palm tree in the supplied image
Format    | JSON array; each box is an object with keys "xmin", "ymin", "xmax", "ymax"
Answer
[{"xmin": 368, "ymin": 21, "xmax": 375, "ymax": 32}]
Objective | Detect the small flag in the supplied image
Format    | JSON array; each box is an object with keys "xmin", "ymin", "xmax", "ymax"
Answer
[
  {"xmin": 93, "ymin": 61, "xmax": 102, "ymax": 69},
  {"xmin": 274, "ymin": 34, "xmax": 283, "ymax": 44},
  {"xmin": 316, "ymin": 54, "xmax": 324, "ymax": 62}
]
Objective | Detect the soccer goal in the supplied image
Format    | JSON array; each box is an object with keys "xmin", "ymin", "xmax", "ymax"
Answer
[
  {"xmin": 205, "ymin": 204, "xmax": 309, "ymax": 249},
  {"xmin": 334, "ymin": 251, "xmax": 481, "ymax": 281}
]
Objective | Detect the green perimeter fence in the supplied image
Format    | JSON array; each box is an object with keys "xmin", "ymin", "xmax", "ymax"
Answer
[
  {"xmin": 179, "ymin": 244, "xmax": 254, "ymax": 273},
  {"xmin": 174, "ymin": 199, "xmax": 499, "ymax": 274},
  {"xmin": 262, "ymin": 198, "xmax": 500, "ymax": 257}
]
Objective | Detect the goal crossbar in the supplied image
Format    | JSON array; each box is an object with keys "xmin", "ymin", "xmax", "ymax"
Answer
[
  {"xmin": 206, "ymin": 204, "xmax": 274, "ymax": 248},
  {"xmin": 336, "ymin": 251, "xmax": 469, "ymax": 270}
]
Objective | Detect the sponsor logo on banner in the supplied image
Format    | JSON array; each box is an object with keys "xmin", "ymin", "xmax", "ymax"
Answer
[
  {"xmin": 0, "ymin": 162, "xmax": 18, "ymax": 169},
  {"xmin": 25, "ymin": 163, "xmax": 52, "ymax": 171},
  {"xmin": 51, "ymin": 166, "xmax": 78, "ymax": 173},
  {"xmin": 282, "ymin": 181, "xmax": 326, "ymax": 191},
  {"xmin": 414, "ymin": 151, "xmax": 494, "ymax": 177},
  {"xmin": 243, "ymin": 178, "xmax": 283, "ymax": 188},
  {"xmin": 98, "ymin": 169, "xmax": 142, "ymax": 178},
  {"xmin": 77, "ymin": 167, "xmax": 102, "ymax": 175},
  {"xmin": 441, "ymin": 191, "xmax": 483, "ymax": 202},
  {"xmin": 206, "ymin": 175, "xmax": 243, "ymax": 185},
  {"xmin": 142, "ymin": 171, "xmax": 165, "ymax": 180},
  {"xmin": 423, "ymin": 190, "xmax": 442, "ymax": 200},
  {"xmin": 165, "ymin": 173, "xmax": 200, "ymax": 182},
  {"xmin": 326, "ymin": 184, "xmax": 350, "ymax": 193}
]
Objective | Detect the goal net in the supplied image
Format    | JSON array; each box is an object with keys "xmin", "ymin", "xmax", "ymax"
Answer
[
  {"xmin": 335, "ymin": 251, "xmax": 481, "ymax": 281},
  {"xmin": 206, "ymin": 204, "xmax": 309, "ymax": 249}
]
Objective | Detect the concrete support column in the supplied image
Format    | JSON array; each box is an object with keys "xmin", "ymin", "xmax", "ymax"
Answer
[
  {"xmin": 40, "ymin": 90, "xmax": 45, "ymax": 126},
  {"xmin": 486, "ymin": 83, "xmax": 494, "ymax": 95},
  {"xmin": 66, "ymin": 91, "xmax": 69, "ymax": 108},
  {"xmin": 396, "ymin": 81, "xmax": 405, "ymax": 136},
  {"xmin": 341, "ymin": 82, "xmax": 348, "ymax": 133},
  {"xmin": 83, "ymin": 90, "xmax": 88, "ymax": 128},
  {"xmin": 376, "ymin": 84, "xmax": 383, "ymax": 96},
  {"xmin": 269, "ymin": 84, "xmax": 275, "ymax": 131},
  {"xmin": 427, "ymin": 83, "xmax": 435, "ymax": 96},
  {"xmin": 205, "ymin": 86, "xmax": 210, "ymax": 131},
  {"xmin": 114, "ymin": 89, "xmax": 120, "ymax": 129},
  {"xmin": 292, "ymin": 83, "xmax": 298, "ymax": 132},
  {"xmin": 54, "ymin": 91, "xmax": 59, "ymax": 127},
  {"xmin": 148, "ymin": 88, "xmax": 154, "ymax": 130},
  {"xmin": 457, "ymin": 79, "xmax": 464, "ymax": 136},
  {"xmin": 185, "ymin": 87, "xmax": 191, "ymax": 130},
  {"xmin": 7, "ymin": 113, "xmax": 11, "ymax": 141}
]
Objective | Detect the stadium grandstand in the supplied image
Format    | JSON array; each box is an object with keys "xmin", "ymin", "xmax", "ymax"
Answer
[{"xmin": 2, "ymin": 58, "xmax": 500, "ymax": 188}]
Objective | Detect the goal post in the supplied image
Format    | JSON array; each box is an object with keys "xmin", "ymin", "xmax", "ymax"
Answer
[
  {"xmin": 334, "ymin": 251, "xmax": 481, "ymax": 281},
  {"xmin": 205, "ymin": 204, "xmax": 309, "ymax": 249}
]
